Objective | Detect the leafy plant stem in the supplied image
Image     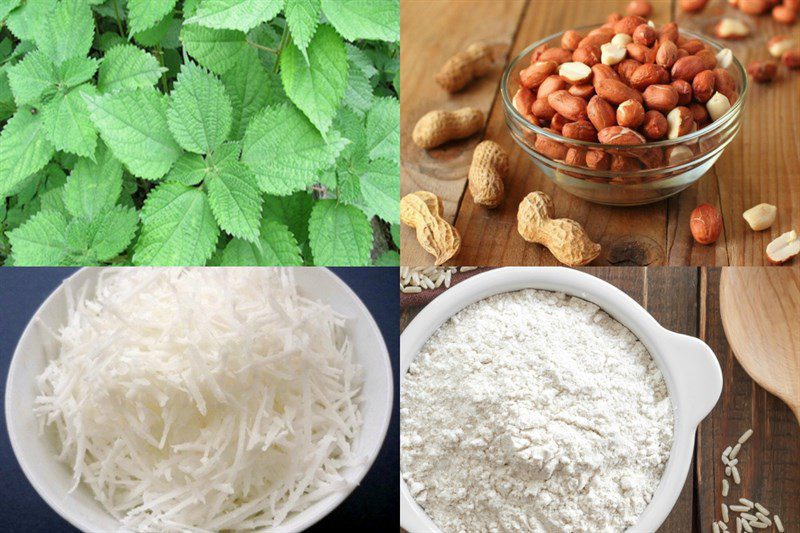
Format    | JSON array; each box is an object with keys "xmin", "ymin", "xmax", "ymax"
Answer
[
  {"xmin": 246, "ymin": 40, "xmax": 278, "ymax": 54},
  {"xmin": 273, "ymin": 25, "xmax": 289, "ymax": 74},
  {"xmin": 112, "ymin": 0, "xmax": 126, "ymax": 38}
]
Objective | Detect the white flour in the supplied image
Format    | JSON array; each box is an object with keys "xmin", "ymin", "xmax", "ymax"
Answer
[{"xmin": 401, "ymin": 289, "xmax": 674, "ymax": 532}]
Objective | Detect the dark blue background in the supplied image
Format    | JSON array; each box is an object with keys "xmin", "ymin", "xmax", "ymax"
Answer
[{"xmin": 0, "ymin": 267, "xmax": 399, "ymax": 532}]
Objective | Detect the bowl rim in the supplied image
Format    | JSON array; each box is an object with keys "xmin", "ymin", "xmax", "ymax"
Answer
[
  {"xmin": 399, "ymin": 267, "xmax": 723, "ymax": 533},
  {"xmin": 501, "ymin": 24, "xmax": 749, "ymax": 150},
  {"xmin": 5, "ymin": 266, "xmax": 394, "ymax": 533}
]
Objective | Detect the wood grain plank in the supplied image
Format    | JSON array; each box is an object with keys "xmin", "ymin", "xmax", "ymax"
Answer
[
  {"xmin": 449, "ymin": 0, "xmax": 674, "ymax": 267},
  {"xmin": 697, "ymin": 268, "xmax": 800, "ymax": 531},
  {"xmin": 400, "ymin": 0, "xmax": 528, "ymax": 266},
  {"xmin": 671, "ymin": 4, "xmax": 800, "ymax": 266}
]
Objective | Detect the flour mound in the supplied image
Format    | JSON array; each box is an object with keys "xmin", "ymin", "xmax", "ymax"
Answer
[{"xmin": 401, "ymin": 290, "xmax": 674, "ymax": 532}]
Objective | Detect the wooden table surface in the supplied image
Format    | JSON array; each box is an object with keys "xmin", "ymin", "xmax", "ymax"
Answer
[
  {"xmin": 400, "ymin": 0, "xmax": 800, "ymax": 267},
  {"xmin": 399, "ymin": 267, "xmax": 800, "ymax": 532}
]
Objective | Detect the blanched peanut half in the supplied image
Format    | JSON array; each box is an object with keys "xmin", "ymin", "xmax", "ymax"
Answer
[
  {"xmin": 706, "ymin": 91, "xmax": 731, "ymax": 121},
  {"xmin": 716, "ymin": 48, "xmax": 733, "ymax": 68},
  {"xmin": 766, "ymin": 230, "xmax": 800, "ymax": 264},
  {"xmin": 742, "ymin": 203, "xmax": 777, "ymax": 231},
  {"xmin": 601, "ymin": 42, "xmax": 627, "ymax": 65},
  {"xmin": 611, "ymin": 33, "xmax": 633, "ymax": 47},
  {"xmin": 559, "ymin": 62, "xmax": 593, "ymax": 84}
]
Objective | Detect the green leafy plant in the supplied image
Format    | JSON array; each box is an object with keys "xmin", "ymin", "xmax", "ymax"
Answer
[{"xmin": 0, "ymin": 0, "xmax": 399, "ymax": 266}]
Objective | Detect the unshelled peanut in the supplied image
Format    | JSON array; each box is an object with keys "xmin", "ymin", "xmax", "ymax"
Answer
[
  {"xmin": 517, "ymin": 191, "xmax": 601, "ymax": 266},
  {"xmin": 412, "ymin": 108, "xmax": 484, "ymax": 149},
  {"xmin": 468, "ymin": 141, "xmax": 509, "ymax": 208},
  {"xmin": 436, "ymin": 42, "xmax": 493, "ymax": 93},
  {"xmin": 400, "ymin": 191, "xmax": 461, "ymax": 265}
]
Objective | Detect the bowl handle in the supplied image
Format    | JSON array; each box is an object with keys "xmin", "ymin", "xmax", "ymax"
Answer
[{"xmin": 663, "ymin": 331, "xmax": 723, "ymax": 427}]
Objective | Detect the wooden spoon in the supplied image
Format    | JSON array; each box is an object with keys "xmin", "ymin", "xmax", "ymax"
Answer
[{"xmin": 720, "ymin": 267, "xmax": 800, "ymax": 425}]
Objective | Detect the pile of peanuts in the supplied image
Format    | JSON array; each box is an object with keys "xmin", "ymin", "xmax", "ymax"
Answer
[{"xmin": 512, "ymin": 13, "xmax": 740, "ymax": 171}]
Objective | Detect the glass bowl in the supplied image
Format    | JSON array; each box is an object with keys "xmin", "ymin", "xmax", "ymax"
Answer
[{"xmin": 501, "ymin": 25, "xmax": 748, "ymax": 206}]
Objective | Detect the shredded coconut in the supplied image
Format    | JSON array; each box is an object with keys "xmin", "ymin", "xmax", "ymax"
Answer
[
  {"xmin": 401, "ymin": 289, "xmax": 674, "ymax": 532},
  {"xmin": 34, "ymin": 268, "xmax": 363, "ymax": 531}
]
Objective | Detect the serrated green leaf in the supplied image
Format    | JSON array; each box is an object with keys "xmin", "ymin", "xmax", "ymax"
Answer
[
  {"xmin": 127, "ymin": 0, "xmax": 177, "ymax": 35},
  {"xmin": 34, "ymin": 0, "xmax": 95, "ymax": 66},
  {"xmin": 375, "ymin": 249, "xmax": 399, "ymax": 266},
  {"xmin": 0, "ymin": 108, "xmax": 55, "ymax": 198},
  {"xmin": 39, "ymin": 186, "xmax": 69, "ymax": 218},
  {"xmin": 263, "ymin": 191, "xmax": 313, "ymax": 245},
  {"xmin": 242, "ymin": 103, "xmax": 344, "ymax": 195},
  {"xmin": 346, "ymin": 44, "xmax": 378, "ymax": 79},
  {"xmin": 6, "ymin": 0, "xmax": 57, "ymax": 42},
  {"xmin": 366, "ymin": 96, "xmax": 399, "ymax": 163},
  {"xmin": 321, "ymin": 0, "xmax": 399, "ymax": 42},
  {"xmin": 42, "ymin": 84, "xmax": 98, "ymax": 159},
  {"xmin": 167, "ymin": 62, "xmax": 232, "ymax": 154},
  {"xmin": 58, "ymin": 57, "xmax": 100, "ymax": 89},
  {"xmin": 132, "ymin": 14, "xmax": 177, "ymax": 48},
  {"xmin": 63, "ymin": 145, "xmax": 123, "ymax": 218},
  {"xmin": 221, "ymin": 51, "xmax": 277, "ymax": 140},
  {"xmin": 165, "ymin": 152, "xmax": 208, "ymax": 185},
  {"xmin": 285, "ymin": 0, "xmax": 320, "ymax": 62},
  {"xmin": 206, "ymin": 161, "xmax": 262, "ymax": 242},
  {"xmin": 280, "ymin": 24, "xmax": 348, "ymax": 135},
  {"xmin": 181, "ymin": 24, "xmax": 251, "ymax": 75},
  {"xmin": 66, "ymin": 205, "xmax": 138, "ymax": 262},
  {"xmin": 343, "ymin": 60, "xmax": 374, "ymax": 117},
  {"xmin": 98, "ymin": 45, "xmax": 166, "ymax": 93},
  {"xmin": 0, "ymin": 0, "xmax": 22, "ymax": 22},
  {"xmin": 187, "ymin": 0, "xmax": 283, "ymax": 32},
  {"xmin": 8, "ymin": 209, "xmax": 67, "ymax": 265},
  {"xmin": 360, "ymin": 157, "xmax": 398, "ymax": 223},
  {"xmin": 85, "ymin": 88, "xmax": 182, "ymax": 180},
  {"xmin": 221, "ymin": 220, "xmax": 303, "ymax": 265},
  {"xmin": 308, "ymin": 200, "xmax": 372, "ymax": 266},
  {"xmin": 6, "ymin": 50, "xmax": 57, "ymax": 105},
  {"xmin": 134, "ymin": 182, "xmax": 219, "ymax": 265}
]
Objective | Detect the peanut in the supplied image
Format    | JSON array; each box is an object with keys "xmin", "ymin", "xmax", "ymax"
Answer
[
  {"xmin": 435, "ymin": 42, "xmax": 493, "ymax": 93},
  {"xmin": 468, "ymin": 141, "xmax": 509, "ymax": 208},
  {"xmin": 400, "ymin": 191, "xmax": 461, "ymax": 265},
  {"xmin": 742, "ymin": 203, "xmax": 777, "ymax": 231},
  {"xmin": 766, "ymin": 230, "xmax": 800, "ymax": 264},
  {"xmin": 517, "ymin": 191, "xmax": 601, "ymax": 266},
  {"xmin": 412, "ymin": 108, "xmax": 484, "ymax": 149}
]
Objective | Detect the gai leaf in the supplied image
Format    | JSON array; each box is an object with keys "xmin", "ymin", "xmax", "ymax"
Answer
[
  {"xmin": 360, "ymin": 158, "xmax": 399, "ymax": 224},
  {"xmin": 127, "ymin": 0, "xmax": 178, "ymax": 35},
  {"xmin": 308, "ymin": 200, "xmax": 372, "ymax": 265},
  {"xmin": 206, "ymin": 161, "xmax": 262, "ymax": 242},
  {"xmin": 181, "ymin": 24, "xmax": 250, "ymax": 75},
  {"xmin": 67, "ymin": 205, "xmax": 138, "ymax": 262},
  {"xmin": 321, "ymin": 0, "xmax": 399, "ymax": 43},
  {"xmin": 6, "ymin": 49, "xmax": 57, "ymax": 105},
  {"xmin": 85, "ymin": 88, "xmax": 182, "ymax": 180},
  {"xmin": 42, "ymin": 84, "xmax": 98, "ymax": 159},
  {"xmin": 63, "ymin": 146, "xmax": 123, "ymax": 218},
  {"xmin": 366, "ymin": 96, "xmax": 399, "ymax": 163},
  {"xmin": 167, "ymin": 62, "xmax": 232, "ymax": 154},
  {"xmin": 221, "ymin": 220, "xmax": 303, "ymax": 266},
  {"xmin": 34, "ymin": 0, "xmax": 95, "ymax": 66},
  {"xmin": 187, "ymin": 0, "xmax": 283, "ymax": 32},
  {"xmin": 98, "ymin": 45, "xmax": 167, "ymax": 93},
  {"xmin": 134, "ymin": 182, "xmax": 219, "ymax": 265},
  {"xmin": 285, "ymin": 0, "xmax": 320, "ymax": 61},
  {"xmin": 8, "ymin": 209, "xmax": 68, "ymax": 265},
  {"xmin": 242, "ymin": 103, "xmax": 344, "ymax": 195},
  {"xmin": 280, "ymin": 24, "xmax": 348, "ymax": 135},
  {"xmin": 0, "ymin": 108, "xmax": 55, "ymax": 197}
]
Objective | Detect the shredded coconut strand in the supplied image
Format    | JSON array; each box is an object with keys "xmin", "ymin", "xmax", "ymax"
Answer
[{"xmin": 34, "ymin": 268, "xmax": 363, "ymax": 532}]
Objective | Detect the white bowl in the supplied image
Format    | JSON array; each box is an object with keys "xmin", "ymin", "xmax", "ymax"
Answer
[
  {"xmin": 5, "ymin": 267, "xmax": 394, "ymax": 533},
  {"xmin": 400, "ymin": 267, "xmax": 722, "ymax": 533}
]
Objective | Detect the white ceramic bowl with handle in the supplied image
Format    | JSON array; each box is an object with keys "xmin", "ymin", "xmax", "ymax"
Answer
[
  {"xmin": 400, "ymin": 267, "xmax": 722, "ymax": 533},
  {"xmin": 5, "ymin": 267, "xmax": 394, "ymax": 533}
]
